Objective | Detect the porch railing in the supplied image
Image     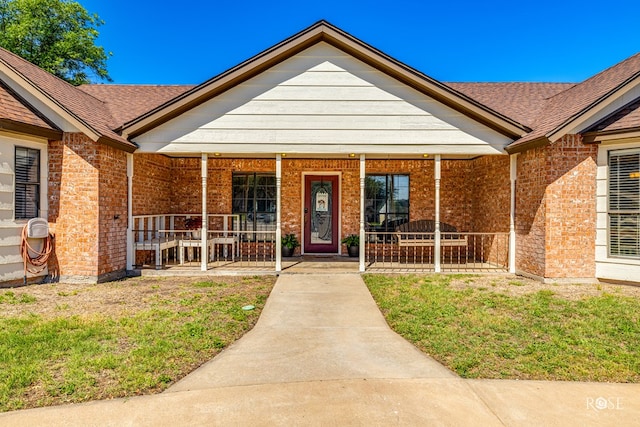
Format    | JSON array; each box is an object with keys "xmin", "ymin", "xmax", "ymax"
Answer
[
  {"xmin": 365, "ymin": 231, "xmax": 510, "ymax": 272},
  {"xmin": 131, "ymin": 214, "xmax": 274, "ymax": 269}
]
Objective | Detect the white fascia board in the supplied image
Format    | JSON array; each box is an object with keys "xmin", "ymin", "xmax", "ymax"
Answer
[{"xmin": 134, "ymin": 142, "xmax": 504, "ymax": 156}]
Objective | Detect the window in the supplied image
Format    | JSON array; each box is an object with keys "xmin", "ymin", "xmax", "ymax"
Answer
[
  {"xmin": 609, "ymin": 149, "xmax": 640, "ymax": 258},
  {"xmin": 365, "ymin": 174, "xmax": 409, "ymax": 232},
  {"xmin": 232, "ymin": 173, "xmax": 276, "ymax": 233},
  {"xmin": 15, "ymin": 147, "xmax": 40, "ymax": 220}
]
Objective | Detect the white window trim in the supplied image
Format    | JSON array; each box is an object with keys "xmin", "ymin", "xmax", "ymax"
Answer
[
  {"xmin": 1, "ymin": 133, "xmax": 48, "ymax": 224},
  {"xmin": 596, "ymin": 141, "xmax": 640, "ymax": 282}
]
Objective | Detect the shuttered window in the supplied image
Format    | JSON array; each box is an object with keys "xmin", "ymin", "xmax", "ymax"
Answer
[
  {"xmin": 15, "ymin": 147, "xmax": 40, "ymax": 220},
  {"xmin": 609, "ymin": 149, "xmax": 640, "ymax": 258}
]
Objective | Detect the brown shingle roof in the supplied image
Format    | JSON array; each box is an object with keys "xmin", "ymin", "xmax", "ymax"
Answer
[
  {"xmin": 509, "ymin": 52, "xmax": 640, "ymax": 150},
  {"xmin": 445, "ymin": 82, "xmax": 574, "ymax": 128},
  {"xmin": 3, "ymin": 35, "xmax": 640, "ymax": 155},
  {"xmin": 586, "ymin": 98, "xmax": 640, "ymax": 133},
  {"xmin": 78, "ymin": 84, "xmax": 194, "ymax": 127},
  {"xmin": 0, "ymin": 46, "xmax": 135, "ymax": 150},
  {"xmin": 0, "ymin": 80, "xmax": 55, "ymax": 129}
]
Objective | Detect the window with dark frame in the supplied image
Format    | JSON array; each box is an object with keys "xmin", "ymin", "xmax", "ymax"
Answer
[
  {"xmin": 232, "ymin": 173, "xmax": 276, "ymax": 237},
  {"xmin": 15, "ymin": 147, "xmax": 40, "ymax": 220},
  {"xmin": 365, "ymin": 174, "xmax": 409, "ymax": 232},
  {"xmin": 609, "ymin": 149, "xmax": 640, "ymax": 258}
]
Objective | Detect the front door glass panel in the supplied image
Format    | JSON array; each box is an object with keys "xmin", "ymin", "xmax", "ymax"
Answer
[
  {"xmin": 310, "ymin": 180, "xmax": 333, "ymax": 245},
  {"xmin": 304, "ymin": 175, "xmax": 339, "ymax": 253}
]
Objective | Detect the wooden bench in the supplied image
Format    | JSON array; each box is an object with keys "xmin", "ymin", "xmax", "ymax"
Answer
[{"xmin": 395, "ymin": 220, "xmax": 468, "ymax": 248}]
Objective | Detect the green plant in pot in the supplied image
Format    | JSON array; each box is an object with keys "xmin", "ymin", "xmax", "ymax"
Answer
[
  {"xmin": 281, "ymin": 233, "xmax": 300, "ymax": 257},
  {"xmin": 341, "ymin": 234, "xmax": 360, "ymax": 257}
]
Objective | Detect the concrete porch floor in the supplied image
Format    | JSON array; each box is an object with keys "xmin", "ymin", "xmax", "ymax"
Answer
[{"xmin": 135, "ymin": 255, "xmax": 508, "ymax": 276}]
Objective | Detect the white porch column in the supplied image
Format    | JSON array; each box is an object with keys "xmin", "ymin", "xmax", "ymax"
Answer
[
  {"xmin": 509, "ymin": 154, "xmax": 518, "ymax": 274},
  {"xmin": 126, "ymin": 153, "xmax": 134, "ymax": 270},
  {"xmin": 359, "ymin": 154, "xmax": 366, "ymax": 272},
  {"xmin": 275, "ymin": 154, "xmax": 282, "ymax": 272},
  {"xmin": 434, "ymin": 154, "xmax": 441, "ymax": 273},
  {"xmin": 201, "ymin": 153, "xmax": 208, "ymax": 271}
]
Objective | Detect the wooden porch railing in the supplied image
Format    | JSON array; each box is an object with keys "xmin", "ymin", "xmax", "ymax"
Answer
[{"xmin": 131, "ymin": 214, "xmax": 275, "ymax": 269}]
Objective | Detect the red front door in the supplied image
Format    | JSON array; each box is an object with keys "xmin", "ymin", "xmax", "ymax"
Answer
[{"xmin": 304, "ymin": 175, "xmax": 339, "ymax": 253}]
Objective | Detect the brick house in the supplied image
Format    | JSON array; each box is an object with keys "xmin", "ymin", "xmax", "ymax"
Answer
[{"xmin": 1, "ymin": 21, "xmax": 639, "ymax": 284}]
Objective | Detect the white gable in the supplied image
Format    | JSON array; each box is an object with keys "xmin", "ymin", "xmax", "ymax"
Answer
[{"xmin": 134, "ymin": 43, "xmax": 512, "ymax": 156}]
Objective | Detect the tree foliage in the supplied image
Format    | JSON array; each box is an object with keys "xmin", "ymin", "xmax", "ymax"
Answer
[{"xmin": 0, "ymin": 0, "xmax": 111, "ymax": 85}]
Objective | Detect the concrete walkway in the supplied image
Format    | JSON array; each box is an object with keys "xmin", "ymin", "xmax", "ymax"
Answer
[{"xmin": 1, "ymin": 273, "xmax": 638, "ymax": 426}]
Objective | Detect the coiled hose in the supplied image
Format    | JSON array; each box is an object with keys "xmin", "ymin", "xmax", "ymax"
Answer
[{"xmin": 20, "ymin": 224, "xmax": 53, "ymax": 284}]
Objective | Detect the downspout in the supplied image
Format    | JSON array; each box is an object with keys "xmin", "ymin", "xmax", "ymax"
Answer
[
  {"xmin": 509, "ymin": 153, "xmax": 518, "ymax": 273},
  {"xmin": 126, "ymin": 153, "xmax": 134, "ymax": 270}
]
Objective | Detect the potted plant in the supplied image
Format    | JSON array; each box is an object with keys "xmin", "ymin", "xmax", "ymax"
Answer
[
  {"xmin": 185, "ymin": 216, "xmax": 203, "ymax": 239},
  {"xmin": 341, "ymin": 234, "xmax": 360, "ymax": 257},
  {"xmin": 281, "ymin": 233, "xmax": 300, "ymax": 257}
]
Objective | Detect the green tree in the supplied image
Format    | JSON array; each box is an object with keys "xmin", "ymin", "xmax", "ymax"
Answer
[{"xmin": 0, "ymin": 0, "xmax": 111, "ymax": 85}]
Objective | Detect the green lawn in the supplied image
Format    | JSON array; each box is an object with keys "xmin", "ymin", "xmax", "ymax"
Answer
[
  {"xmin": 0, "ymin": 276, "xmax": 275, "ymax": 412},
  {"xmin": 364, "ymin": 274, "xmax": 640, "ymax": 382}
]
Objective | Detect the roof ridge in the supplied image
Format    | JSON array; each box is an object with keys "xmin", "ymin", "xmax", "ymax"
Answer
[
  {"xmin": 79, "ymin": 83, "xmax": 196, "ymax": 87},
  {"xmin": 445, "ymin": 81, "xmax": 576, "ymax": 85},
  {"xmin": 546, "ymin": 52, "xmax": 640, "ymax": 103}
]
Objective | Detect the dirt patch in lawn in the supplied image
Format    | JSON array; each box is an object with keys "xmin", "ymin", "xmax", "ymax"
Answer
[
  {"xmin": 446, "ymin": 274, "xmax": 640, "ymax": 300},
  {"xmin": 0, "ymin": 275, "xmax": 277, "ymax": 318}
]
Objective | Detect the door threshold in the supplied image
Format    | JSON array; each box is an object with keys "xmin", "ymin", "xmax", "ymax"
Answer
[{"xmin": 302, "ymin": 253, "xmax": 340, "ymax": 257}]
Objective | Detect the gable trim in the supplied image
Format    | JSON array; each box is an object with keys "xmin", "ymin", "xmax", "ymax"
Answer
[
  {"xmin": 121, "ymin": 21, "xmax": 529, "ymax": 140},
  {"xmin": 548, "ymin": 72, "xmax": 640, "ymax": 142}
]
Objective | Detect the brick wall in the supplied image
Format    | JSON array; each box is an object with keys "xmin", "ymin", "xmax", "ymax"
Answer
[
  {"xmin": 471, "ymin": 156, "xmax": 510, "ymax": 233},
  {"xmin": 470, "ymin": 155, "xmax": 510, "ymax": 265},
  {"xmin": 97, "ymin": 145, "xmax": 128, "ymax": 277},
  {"xmin": 544, "ymin": 135, "xmax": 597, "ymax": 278},
  {"xmin": 48, "ymin": 133, "xmax": 100, "ymax": 279},
  {"xmin": 515, "ymin": 135, "xmax": 597, "ymax": 279},
  {"xmin": 516, "ymin": 146, "xmax": 547, "ymax": 277},
  {"xmin": 48, "ymin": 134, "xmax": 130, "ymax": 282},
  {"xmin": 133, "ymin": 154, "xmax": 172, "ymax": 215}
]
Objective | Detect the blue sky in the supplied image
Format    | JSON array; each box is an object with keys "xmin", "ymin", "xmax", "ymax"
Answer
[{"xmin": 81, "ymin": 0, "xmax": 640, "ymax": 85}]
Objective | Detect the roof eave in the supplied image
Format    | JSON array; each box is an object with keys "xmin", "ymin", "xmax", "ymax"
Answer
[
  {"xmin": 504, "ymin": 136, "xmax": 550, "ymax": 154},
  {"xmin": 582, "ymin": 127, "xmax": 640, "ymax": 143},
  {"xmin": 0, "ymin": 118, "xmax": 63, "ymax": 140},
  {"xmin": 122, "ymin": 21, "xmax": 528, "ymax": 140},
  {"xmin": 96, "ymin": 135, "xmax": 138, "ymax": 153}
]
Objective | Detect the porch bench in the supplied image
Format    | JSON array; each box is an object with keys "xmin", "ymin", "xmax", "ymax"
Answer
[
  {"xmin": 395, "ymin": 220, "xmax": 468, "ymax": 248},
  {"xmin": 134, "ymin": 236, "xmax": 179, "ymax": 269}
]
